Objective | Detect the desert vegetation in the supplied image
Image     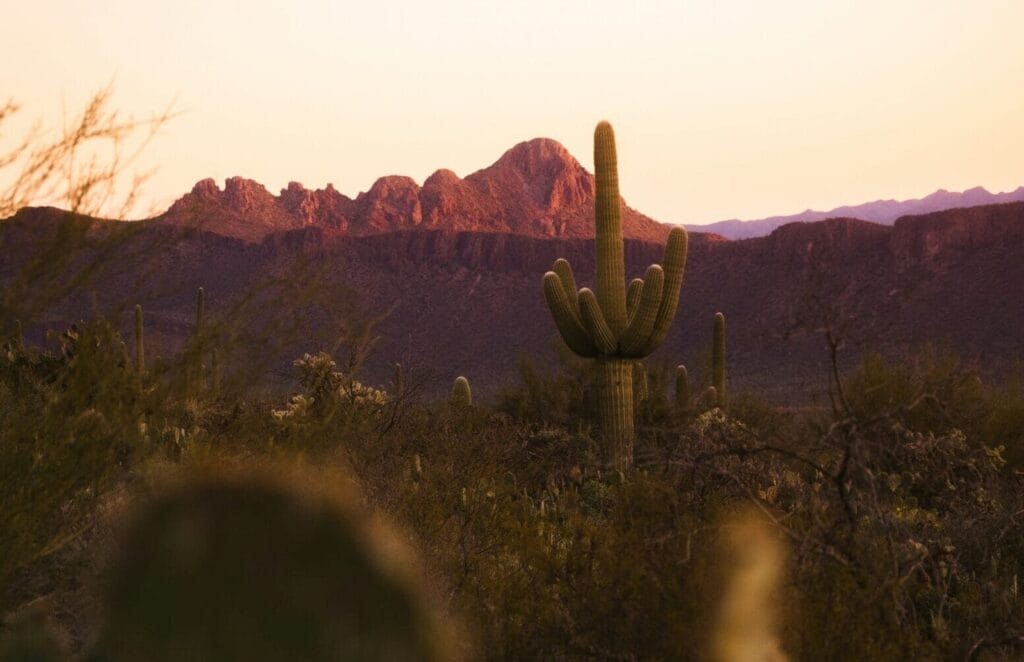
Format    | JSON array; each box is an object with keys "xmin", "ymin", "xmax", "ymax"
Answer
[
  {"xmin": 2, "ymin": 116, "xmax": 1024, "ymax": 661},
  {"xmin": 2, "ymin": 301, "xmax": 1024, "ymax": 660}
]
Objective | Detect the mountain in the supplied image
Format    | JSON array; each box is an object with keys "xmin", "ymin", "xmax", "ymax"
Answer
[
  {"xmin": 159, "ymin": 138, "xmax": 674, "ymax": 243},
  {"xmin": 695, "ymin": 186, "xmax": 1024, "ymax": 239},
  {"xmin": 5, "ymin": 199, "xmax": 1024, "ymax": 401}
]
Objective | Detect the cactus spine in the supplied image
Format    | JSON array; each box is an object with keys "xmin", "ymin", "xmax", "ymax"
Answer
[
  {"xmin": 712, "ymin": 312, "xmax": 725, "ymax": 407},
  {"xmin": 450, "ymin": 376, "xmax": 472, "ymax": 408},
  {"xmin": 543, "ymin": 122, "xmax": 688, "ymax": 470}
]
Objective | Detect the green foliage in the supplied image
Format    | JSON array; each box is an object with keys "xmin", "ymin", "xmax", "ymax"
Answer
[{"xmin": 543, "ymin": 122, "xmax": 688, "ymax": 468}]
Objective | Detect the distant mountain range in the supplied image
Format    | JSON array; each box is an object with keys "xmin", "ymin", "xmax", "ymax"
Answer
[
  {"xmin": 156, "ymin": 137, "xmax": 1022, "ymax": 245},
  {"xmin": 4, "ymin": 137, "xmax": 1024, "ymax": 399},
  {"xmin": 695, "ymin": 186, "xmax": 1024, "ymax": 239},
  {"xmin": 158, "ymin": 138, "xmax": 672, "ymax": 243}
]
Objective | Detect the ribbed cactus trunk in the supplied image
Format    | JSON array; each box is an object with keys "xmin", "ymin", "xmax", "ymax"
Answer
[{"xmin": 597, "ymin": 358, "xmax": 634, "ymax": 468}]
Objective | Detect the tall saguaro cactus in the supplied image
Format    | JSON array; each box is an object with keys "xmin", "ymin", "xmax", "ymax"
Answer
[{"xmin": 543, "ymin": 122, "xmax": 688, "ymax": 470}]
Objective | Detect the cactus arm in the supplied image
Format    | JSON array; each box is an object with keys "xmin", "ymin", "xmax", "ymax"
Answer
[
  {"xmin": 593, "ymin": 121, "xmax": 627, "ymax": 335},
  {"xmin": 543, "ymin": 272, "xmax": 598, "ymax": 357},
  {"xmin": 579, "ymin": 288, "xmax": 618, "ymax": 355},
  {"xmin": 625, "ymin": 278, "xmax": 644, "ymax": 321},
  {"xmin": 619, "ymin": 264, "xmax": 665, "ymax": 357},
  {"xmin": 641, "ymin": 227, "xmax": 689, "ymax": 354},
  {"xmin": 552, "ymin": 258, "xmax": 580, "ymax": 313}
]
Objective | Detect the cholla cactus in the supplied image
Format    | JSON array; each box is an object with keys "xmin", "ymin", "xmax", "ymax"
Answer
[
  {"xmin": 713, "ymin": 312, "xmax": 726, "ymax": 407},
  {"xmin": 272, "ymin": 393, "xmax": 314, "ymax": 420},
  {"xmin": 544, "ymin": 122, "xmax": 688, "ymax": 469},
  {"xmin": 286, "ymin": 352, "xmax": 389, "ymax": 418},
  {"xmin": 450, "ymin": 376, "xmax": 472, "ymax": 408}
]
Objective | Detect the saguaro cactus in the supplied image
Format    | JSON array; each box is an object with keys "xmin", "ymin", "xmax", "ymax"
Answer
[
  {"xmin": 450, "ymin": 376, "xmax": 472, "ymax": 408},
  {"xmin": 544, "ymin": 122, "xmax": 688, "ymax": 469},
  {"xmin": 675, "ymin": 364, "xmax": 690, "ymax": 412},
  {"xmin": 712, "ymin": 312, "xmax": 726, "ymax": 407}
]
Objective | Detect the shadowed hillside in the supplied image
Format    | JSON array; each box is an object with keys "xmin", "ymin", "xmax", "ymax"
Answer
[{"xmin": 4, "ymin": 201, "xmax": 1023, "ymax": 400}]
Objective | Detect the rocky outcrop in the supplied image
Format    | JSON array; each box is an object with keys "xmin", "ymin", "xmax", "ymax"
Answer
[{"xmin": 156, "ymin": 137, "xmax": 672, "ymax": 243}]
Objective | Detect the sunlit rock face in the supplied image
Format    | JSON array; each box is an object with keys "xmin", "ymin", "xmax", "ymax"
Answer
[{"xmin": 158, "ymin": 137, "xmax": 673, "ymax": 243}]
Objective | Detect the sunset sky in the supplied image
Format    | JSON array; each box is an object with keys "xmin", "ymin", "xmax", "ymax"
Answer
[{"xmin": 3, "ymin": 0, "xmax": 1023, "ymax": 225}]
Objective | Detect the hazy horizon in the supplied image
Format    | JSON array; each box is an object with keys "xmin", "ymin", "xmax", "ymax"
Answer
[{"xmin": 3, "ymin": 0, "xmax": 1023, "ymax": 225}]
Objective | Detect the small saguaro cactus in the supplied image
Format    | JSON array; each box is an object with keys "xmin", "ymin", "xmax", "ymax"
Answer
[
  {"xmin": 543, "ymin": 121, "xmax": 688, "ymax": 470},
  {"xmin": 450, "ymin": 376, "xmax": 472, "ymax": 408},
  {"xmin": 712, "ymin": 312, "xmax": 726, "ymax": 407},
  {"xmin": 134, "ymin": 304, "xmax": 145, "ymax": 377},
  {"xmin": 675, "ymin": 364, "xmax": 690, "ymax": 412},
  {"xmin": 393, "ymin": 363, "xmax": 406, "ymax": 400}
]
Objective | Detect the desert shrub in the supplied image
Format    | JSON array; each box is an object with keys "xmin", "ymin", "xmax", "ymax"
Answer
[
  {"xmin": 495, "ymin": 348, "xmax": 594, "ymax": 428},
  {"xmin": 4, "ymin": 323, "xmax": 1024, "ymax": 660},
  {"xmin": 0, "ymin": 319, "xmax": 143, "ymax": 609}
]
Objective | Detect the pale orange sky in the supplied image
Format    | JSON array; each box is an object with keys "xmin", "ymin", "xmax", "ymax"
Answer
[{"xmin": 3, "ymin": 0, "xmax": 1023, "ymax": 224}]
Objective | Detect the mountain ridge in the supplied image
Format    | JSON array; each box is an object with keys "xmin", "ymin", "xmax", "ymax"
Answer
[
  {"xmin": 696, "ymin": 185, "xmax": 1024, "ymax": 239},
  {"xmin": 159, "ymin": 137, "xmax": 673, "ymax": 243}
]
